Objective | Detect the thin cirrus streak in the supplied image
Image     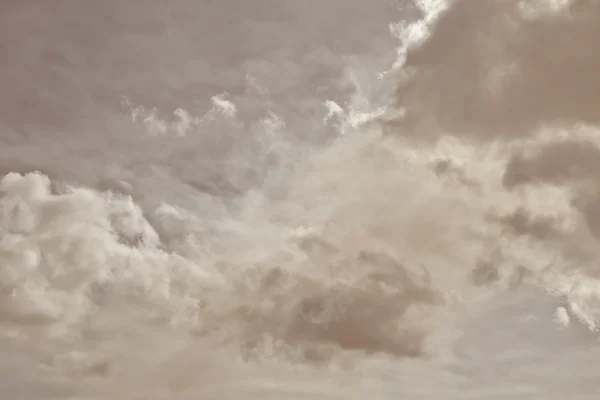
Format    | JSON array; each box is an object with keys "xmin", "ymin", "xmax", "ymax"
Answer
[{"xmin": 1, "ymin": 0, "xmax": 600, "ymax": 399}]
